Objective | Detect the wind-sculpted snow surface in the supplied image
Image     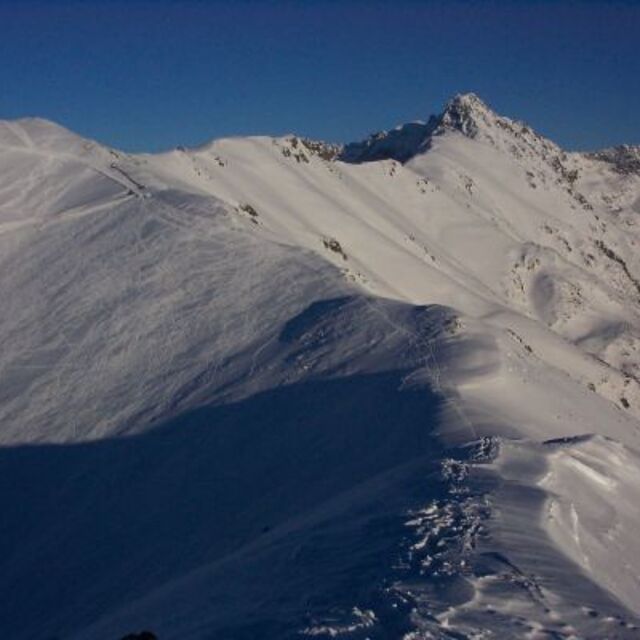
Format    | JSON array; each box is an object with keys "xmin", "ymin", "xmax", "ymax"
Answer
[{"xmin": 1, "ymin": 96, "xmax": 640, "ymax": 639}]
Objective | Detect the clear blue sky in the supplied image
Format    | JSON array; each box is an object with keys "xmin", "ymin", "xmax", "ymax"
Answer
[{"xmin": 0, "ymin": 1, "xmax": 638, "ymax": 152}]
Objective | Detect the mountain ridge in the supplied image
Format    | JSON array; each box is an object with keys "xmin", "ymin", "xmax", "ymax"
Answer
[
  {"xmin": 4, "ymin": 92, "xmax": 638, "ymax": 165},
  {"xmin": 1, "ymin": 94, "xmax": 640, "ymax": 639}
]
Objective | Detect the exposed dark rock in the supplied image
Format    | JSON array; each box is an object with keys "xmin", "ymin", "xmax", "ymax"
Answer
[{"xmin": 588, "ymin": 145, "xmax": 640, "ymax": 176}]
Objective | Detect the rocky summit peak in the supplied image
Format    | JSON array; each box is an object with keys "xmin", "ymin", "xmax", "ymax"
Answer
[
  {"xmin": 446, "ymin": 92, "xmax": 491, "ymax": 113},
  {"xmin": 439, "ymin": 93, "xmax": 496, "ymax": 138},
  {"xmin": 339, "ymin": 92, "xmax": 564, "ymax": 167},
  {"xmin": 340, "ymin": 93, "xmax": 502, "ymax": 164}
]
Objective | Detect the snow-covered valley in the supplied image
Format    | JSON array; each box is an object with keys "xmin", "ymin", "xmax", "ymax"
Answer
[{"xmin": 1, "ymin": 94, "xmax": 640, "ymax": 639}]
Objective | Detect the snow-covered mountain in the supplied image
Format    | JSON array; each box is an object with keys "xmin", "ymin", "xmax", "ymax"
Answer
[{"xmin": 1, "ymin": 94, "xmax": 640, "ymax": 639}]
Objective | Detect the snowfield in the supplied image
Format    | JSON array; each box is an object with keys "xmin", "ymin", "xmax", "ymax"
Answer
[{"xmin": 1, "ymin": 94, "xmax": 640, "ymax": 639}]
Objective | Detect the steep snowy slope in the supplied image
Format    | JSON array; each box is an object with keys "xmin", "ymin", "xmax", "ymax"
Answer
[{"xmin": 1, "ymin": 96, "xmax": 640, "ymax": 639}]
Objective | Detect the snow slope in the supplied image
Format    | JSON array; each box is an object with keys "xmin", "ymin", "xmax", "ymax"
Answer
[{"xmin": 1, "ymin": 95, "xmax": 640, "ymax": 639}]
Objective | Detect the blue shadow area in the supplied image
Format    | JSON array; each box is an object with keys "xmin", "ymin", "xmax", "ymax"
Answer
[{"xmin": 0, "ymin": 371, "xmax": 442, "ymax": 639}]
